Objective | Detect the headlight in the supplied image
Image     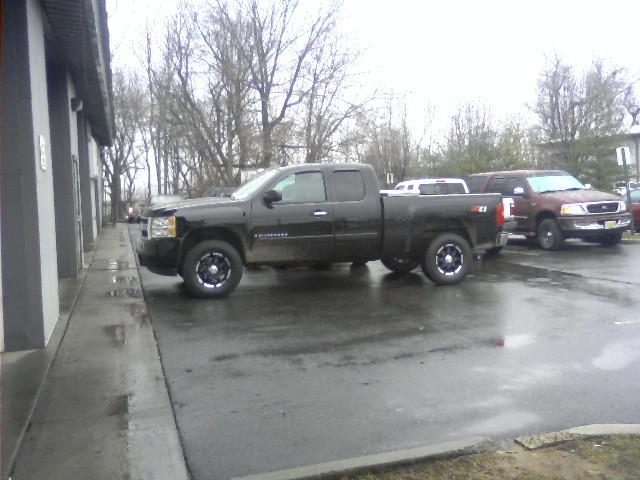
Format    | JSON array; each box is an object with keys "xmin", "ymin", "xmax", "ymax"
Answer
[
  {"xmin": 617, "ymin": 201, "xmax": 626, "ymax": 212},
  {"xmin": 149, "ymin": 216, "xmax": 177, "ymax": 238},
  {"xmin": 560, "ymin": 204, "xmax": 587, "ymax": 215}
]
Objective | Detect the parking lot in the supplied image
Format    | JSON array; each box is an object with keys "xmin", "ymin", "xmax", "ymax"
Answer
[{"xmin": 130, "ymin": 226, "xmax": 640, "ymax": 480}]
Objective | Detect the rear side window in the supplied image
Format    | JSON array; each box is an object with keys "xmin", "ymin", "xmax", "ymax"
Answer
[
  {"xmin": 332, "ymin": 170, "xmax": 366, "ymax": 202},
  {"xmin": 466, "ymin": 175, "xmax": 488, "ymax": 193},
  {"xmin": 419, "ymin": 183, "xmax": 466, "ymax": 195},
  {"xmin": 486, "ymin": 176, "xmax": 507, "ymax": 194}
]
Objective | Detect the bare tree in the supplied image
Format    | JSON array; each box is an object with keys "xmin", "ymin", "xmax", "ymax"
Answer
[
  {"xmin": 219, "ymin": 0, "xmax": 341, "ymax": 167},
  {"xmin": 530, "ymin": 55, "xmax": 629, "ymax": 186},
  {"xmin": 298, "ymin": 18, "xmax": 367, "ymax": 163},
  {"xmin": 103, "ymin": 69, "xmax": 147, "ymax": 223},
  {"xmin": 442, "ymin": 101, "xmax": 499, "ymax": 176}
]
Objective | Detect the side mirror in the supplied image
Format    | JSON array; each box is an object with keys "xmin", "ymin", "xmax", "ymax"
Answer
[
  {"xmin": 584, "ymin": 183, "xmax": 592, "ymax": 190},
  {"xmin": 263, "ymin": 189, "xmax": 282, "ymax": 205},
  {"xmin": 513, "ymin": 187, "xmax": 525, "ymax": 196}
]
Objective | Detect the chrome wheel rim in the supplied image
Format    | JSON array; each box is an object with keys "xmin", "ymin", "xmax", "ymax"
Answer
[
  {"xmin": 435, "ymin": 243, "xmax": 464, "ymax": 276},
  {"xmin": 195, "ymin": 252, "xmax": 231, "ymax": 289}
]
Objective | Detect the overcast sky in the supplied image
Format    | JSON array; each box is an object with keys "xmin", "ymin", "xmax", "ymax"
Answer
[{"xmin": 107, "ymin": 0, "xmax": 640, "ymax": 135}]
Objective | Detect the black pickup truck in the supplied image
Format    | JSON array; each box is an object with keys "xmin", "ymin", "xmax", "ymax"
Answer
[{"xmin": 137, "ymin": 163, "xmax": 507, "ymax": 298}]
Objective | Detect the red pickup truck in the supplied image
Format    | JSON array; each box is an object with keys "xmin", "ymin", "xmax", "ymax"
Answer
[{"xmin": 466, "ymin": 170, "xmax": 630, "ymax": 250}]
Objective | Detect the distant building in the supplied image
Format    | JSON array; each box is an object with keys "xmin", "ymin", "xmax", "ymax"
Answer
[
  {"xmin": 536, "ymin": 129, "xmax": 640, "ymax": 182},
  {"xmin": 1, "ymin": 0, "xmax": 114, "ymax": 351}
]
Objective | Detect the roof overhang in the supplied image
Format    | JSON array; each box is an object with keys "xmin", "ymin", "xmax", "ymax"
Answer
[{"xmin": 41, "ymin": 0, "xmax": 114, "ymax": 146}]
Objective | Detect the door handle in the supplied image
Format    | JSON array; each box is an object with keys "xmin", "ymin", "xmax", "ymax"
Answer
[{"xmin": 313, "ymin": 210, "xmax": 329, "ymax": 217}]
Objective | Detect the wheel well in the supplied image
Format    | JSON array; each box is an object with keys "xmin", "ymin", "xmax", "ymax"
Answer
[
  {"xmin": 180, "ymin": 228, "xmax": 246, "ymax": 266},
  {"xmin": 422, "ymin": 227, "xmax": 471, "ymax": 250},
  {"xmin": 535, "ymin": 211, "xmax": 556, "ymax": 230}
]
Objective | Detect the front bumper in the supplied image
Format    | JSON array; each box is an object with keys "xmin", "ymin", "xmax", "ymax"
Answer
[
  {"xmin": 136, "ymin": 237, "xmax": 181, "ymax": 276},
  {"xmin": 558, "ymin": 215, "xmax": 630, "ymax": 237}
]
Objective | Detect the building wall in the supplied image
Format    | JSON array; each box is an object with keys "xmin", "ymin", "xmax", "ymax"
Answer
[
  {"xmin": 49, "ymin": 66, "xmax": 83, "ymax": 279},
  {"xmin": 79, "ymin": 115, "xmax": 97, "ymax": 252},
  {"xmin": 87, "ymin": 129, "xmax": 102, "ymax": 237},
  {"xmin": 1, "ymin": 0, "xmax": 60, "ymax": 350}
]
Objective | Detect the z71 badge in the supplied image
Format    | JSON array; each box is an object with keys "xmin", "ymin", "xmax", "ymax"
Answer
[{"xmin": 470, "ymin": 206, "xmax": 488, "ymax": 213}]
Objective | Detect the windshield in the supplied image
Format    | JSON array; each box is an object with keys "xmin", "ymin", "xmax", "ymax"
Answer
[
  {"xmin": 527, "ymin": 174, "xmax": 585, "ymax": 193},
  {"xmin": 628, "ymin": 189, "xmax": 640, "ymax": 203},
  {"xmin": 231, "ymin": 168, "xmax": 281, "ymax": 200}
]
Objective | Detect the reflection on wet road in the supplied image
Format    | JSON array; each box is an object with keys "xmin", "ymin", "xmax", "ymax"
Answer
[{"xmin": 130, "ymin": 226, "xmax": 640, "ymax": 480}]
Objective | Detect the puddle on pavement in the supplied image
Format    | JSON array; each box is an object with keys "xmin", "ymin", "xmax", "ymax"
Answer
[
  {"xmin": 174, "ymin": 318, "xmax": 195, "ymax": 328},
  {"xmin": 130, "ymin": 303, "xmax": 150, "ymax": 325},
  {"xmin": 106, "ymin": 394, "xmax": 130, "ymax": 430},
  {"xmin": 108, "ymin": 288, "xmax": 142, "ymax": 298},
  {"xmin": 250, "ymin": 325, "xmax": 292, "ymax": 333},
  {"xmin": 104, "ymin": 325, "xmax": 127, "ymax": 348},
  {"xmin": 111, "ymin": 275, "xmax": 138, "ymax": 285},
  {"xmin": 107, "ymin": 260, "xmax": 133, "ymax": 271}
]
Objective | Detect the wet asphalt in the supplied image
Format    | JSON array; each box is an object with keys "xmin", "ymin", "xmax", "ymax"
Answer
[{"xmin": 130, "ymin": 226, "xmax": 640, "ymax": 480}]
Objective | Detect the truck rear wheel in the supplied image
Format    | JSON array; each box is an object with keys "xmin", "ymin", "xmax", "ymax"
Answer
[
  {"xmin": 381, "ymin": 256, "xmax": 420, "ymax": 273},
  {"xmin": 537, "ymin": 218, "xmax": 564, "ymax": 250},
  {"xmin": 182, "ymin": 240, "xmax": 243, "ymax": 298},
  {"xmin": 421, "ymin": 233, "xmax": 471, "ymax": 285}
]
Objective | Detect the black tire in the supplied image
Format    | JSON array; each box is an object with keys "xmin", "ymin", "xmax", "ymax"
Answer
[
  {"xmin": 599, "ymin": 233, "xmax": 622, "ymax": 247},
  {"xmin": 380, "ymin": 256, "xmax": 420, "ymax": 273},
  {"xmin": 351, "ymin": 260, "xmax": 368, "ymax": 266},
  {"xmin": 420, "ymin": 233, "xmax": 471, "ymax": 285},
  {"xmin": 537, "ymin": 218, "xmax": 564, "ymax": 250},
  {"xmin": 485, "ymin": 246, "xmax": 503, "ymax": 256},
  {"xmin": 182, "ymin": 240, "xmax": 243, "ymax": 298}
]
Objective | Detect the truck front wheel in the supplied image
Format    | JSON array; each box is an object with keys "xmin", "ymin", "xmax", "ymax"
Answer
[
  {"xmin": 421, "ymin": 233, "xmax": 471, "ymax": 285},
  {"xmin": 599, "ymin": 233, "xmax": 622, "ymax": 247},
  {"xmin": 381, "ymin": 256, "xmax": 420, "ymax": 273},
  {"xmin": 537, "ymin": 218, "xmax": 564, "ymax": 250},
  {"xmin": 182, "ymin": 240, "xmax": 243, "ymax": 298}
]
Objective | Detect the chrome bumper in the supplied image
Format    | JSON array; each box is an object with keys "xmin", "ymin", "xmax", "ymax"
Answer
[{"xmin": 495, "ymin": 231, "xmax": 509, "ymax": 247}]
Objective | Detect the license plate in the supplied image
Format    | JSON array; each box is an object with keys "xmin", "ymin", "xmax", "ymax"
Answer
[{"xmin": 604, "ymin": 220, "xmax": 617, "ymax": 229}]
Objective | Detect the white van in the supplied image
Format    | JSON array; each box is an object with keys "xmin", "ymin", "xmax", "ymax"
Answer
[{"xmin": 387, "ymin": 178, "xmax": 469, "ymax": 195}]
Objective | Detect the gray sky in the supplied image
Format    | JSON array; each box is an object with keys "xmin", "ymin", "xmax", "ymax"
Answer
[{"xmin": 107, "ymin": 0, "xmax": 640, "ymax": 134}]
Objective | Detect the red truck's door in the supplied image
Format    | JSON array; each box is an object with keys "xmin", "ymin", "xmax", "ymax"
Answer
[{"xmin": 485, "ymin": 175, "xmax": 535, "ymax": 232}]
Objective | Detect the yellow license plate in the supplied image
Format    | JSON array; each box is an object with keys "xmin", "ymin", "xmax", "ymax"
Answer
[{"xmin": 604, "ymin": 220, "xmax": 617, "ymax": 229}]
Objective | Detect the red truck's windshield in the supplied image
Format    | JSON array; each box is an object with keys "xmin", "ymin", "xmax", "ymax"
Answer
[{"xmin": 528, "ymin": 174, "xmax": 585, "ymax": 193}]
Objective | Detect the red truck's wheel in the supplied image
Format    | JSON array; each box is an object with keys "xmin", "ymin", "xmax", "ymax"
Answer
[
  {"xmin": 599, "ymin": 233, "xmax": 622, "ymax": 247},
  {"xmin": 421, "ymin": 233, "xmax": 471, "ymax": 285},
  {"xmin": 182, "ymin": 240, "xmax": 243, "ymax": 298},
  {"xmin": 537, "ymin": 218, "xmax": 564, "ymax": 250},
  {"xmin": 381, "ymin": 256, "xmax": 420, "ymax": 273}
]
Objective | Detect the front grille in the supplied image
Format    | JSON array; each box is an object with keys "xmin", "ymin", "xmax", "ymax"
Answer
[{"xmin": 586, "ymin": 202, "xmax": 619, "ymax": 214}]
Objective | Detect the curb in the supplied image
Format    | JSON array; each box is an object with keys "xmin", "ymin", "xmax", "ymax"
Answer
[
  {"xmin": 231, "ymin": 424, "xmax": 640, "ymax": 480},
  {"xmin": 515, "ymin": 424, "xmax": 640, "ymax": 450},
  {"xmin": 230, "ymin": 437, "xmax": 489, "ymax": 480}
]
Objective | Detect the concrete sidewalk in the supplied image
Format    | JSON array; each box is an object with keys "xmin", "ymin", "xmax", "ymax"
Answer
[{"xmin": 1, "ymin": 223, "xmax": 189, "ymax": 480}]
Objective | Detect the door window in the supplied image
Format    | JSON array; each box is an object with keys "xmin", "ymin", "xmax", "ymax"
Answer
[{"xmin": 273, "ymin": 172, "xmax": 326, "ymax": 203}]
